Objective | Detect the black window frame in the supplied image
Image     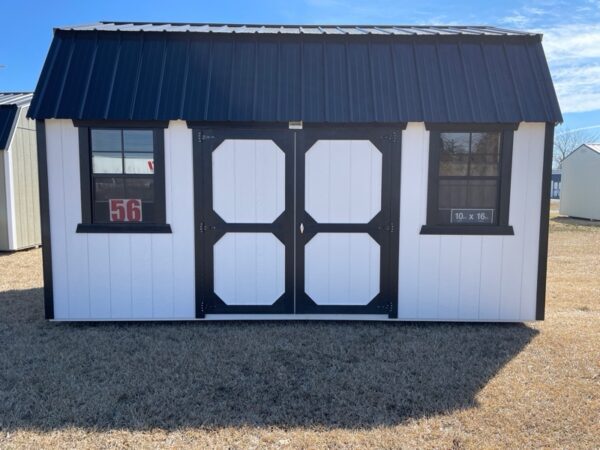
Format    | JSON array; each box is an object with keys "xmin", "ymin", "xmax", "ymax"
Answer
[
  {"xmin": 421, "ymin": 123, "xmax": 516, "ymax": 236},
  {"xmin": 75, "ymin": 120, "xmax": 171, "ymax": 234}
]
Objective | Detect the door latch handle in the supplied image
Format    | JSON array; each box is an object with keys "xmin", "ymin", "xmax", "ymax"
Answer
[{"xmin": 299, "ymin": 223, "xmax": 304, "ymax": 234}]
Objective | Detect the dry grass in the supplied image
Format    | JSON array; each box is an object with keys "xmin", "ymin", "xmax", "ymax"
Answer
[{"xmin": 0, "ymin": 212, "xmax": 598, "ymax": 449}]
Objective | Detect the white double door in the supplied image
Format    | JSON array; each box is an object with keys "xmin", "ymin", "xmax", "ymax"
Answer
[{"xmin": 193, "ymin": 127, "xmax": 400, "ymax": 317}]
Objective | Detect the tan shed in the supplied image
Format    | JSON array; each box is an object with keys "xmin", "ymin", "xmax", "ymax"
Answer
[
  {"xmin": 559, "ymin": 144, "xmax": 600, "ymax": 221},
  {"xmin": 0, "ymin": 93, "xmax": 41, "ymax": 251}
]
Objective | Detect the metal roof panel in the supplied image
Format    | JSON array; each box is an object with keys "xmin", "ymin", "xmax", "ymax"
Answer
[
  {"xmin": 28, "ymin": 26, "xmax": 562, "ymax": 123},
  {"xmin": 56, "ymin": 22, "xmax": 539, "ymax": 36},
  {"xmin": 0, "ymin": 106, "xmax": 18, "ymax": 150}
]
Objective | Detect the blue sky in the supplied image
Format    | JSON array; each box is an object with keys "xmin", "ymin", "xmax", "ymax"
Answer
[{"xmin": 1, "ymin": 0, "xmax": 599, "ymax": 132}]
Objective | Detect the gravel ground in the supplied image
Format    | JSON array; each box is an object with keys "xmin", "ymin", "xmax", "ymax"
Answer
[{"xmin": 0, "ymin": 213, "xmax": 598, "ymax": 449}]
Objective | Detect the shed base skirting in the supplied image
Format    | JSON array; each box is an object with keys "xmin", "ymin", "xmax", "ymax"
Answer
[{"xmin": 48, "ymin": 315, "xmax": 530, "ymax": 323}]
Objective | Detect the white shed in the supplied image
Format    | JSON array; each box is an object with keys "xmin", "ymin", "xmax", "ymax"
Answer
[
  {"xmin": 0, "ymin": 93, "xmax": 41, "ymax": 251},
  {"xmin": 28, "ymin": 22, "xmax": 562, "ymax": 322},
  {"xmin": 559, "ymin": 144, "xmax": 600, "ymax": 220}
]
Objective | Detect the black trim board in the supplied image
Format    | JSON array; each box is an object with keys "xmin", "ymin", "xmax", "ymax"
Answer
[
  {"xmin": 73, "ymin": 120, "xmax": 169, "ymax": 129},
  {"xmin": 425, "ymin": 123, "xmax": 519, "ymax": 131},
  {"xmin": 36, "ymin": 120, "xmax": 54, "ymax": 319},
  {"xmin": 536, "ymin": 123, "xmax": 555, "ymax": 320},
  {"xmin": 76, "ymin": 223, "xmax": 172, "ymax": 233},
  {"xmin": 420, "ymin": 225, "xmax": 514, "ymax": 235}
]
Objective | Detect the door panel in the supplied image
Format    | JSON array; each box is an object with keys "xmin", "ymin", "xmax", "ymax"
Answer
[
  {"xmin": 214, "ymin": 232, "xmax": 286, "ymax": 306},
  {"xmin": 194, "ymin": 128, "xmax": 294, "ymax": 316},
  {"xmin": 305, "ymin": 232, "xmax": 381, "ymax": 306},
  {"xmin": 296, "ymin": 128, "xmax": 401, "ymax": 315}
]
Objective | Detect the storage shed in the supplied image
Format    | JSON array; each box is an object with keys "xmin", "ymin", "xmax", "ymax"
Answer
[
  {"xmin": 28, "ymin": 22, "xmax": 562, "ymax": 321},
  {"xmin": 0, "ymin": 93, "xmax": 41, "ymax": 251},
  {"xmin": 559, "ymin": 144, "xmax": 600, "ymax": 220},
  {"xmin": 551, "ymin": 169, "xmax": 561, "ymax": 199}
]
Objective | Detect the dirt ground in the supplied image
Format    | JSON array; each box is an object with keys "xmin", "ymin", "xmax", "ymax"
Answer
[{"xmin": 0, "ymin": 209, "xmax": 598, "ymax": 449}]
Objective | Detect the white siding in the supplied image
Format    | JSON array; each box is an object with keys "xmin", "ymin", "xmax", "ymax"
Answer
[
  {"xmin": 46, "ymin": 120, "xmax": 195, "ymax": 320},
  {"xmin": 397, "ymin": 123, "xmax": 545, "ymax": 322},
  {"xmin": 559, "ymin": 146, "xmax": 600, "ymax": 220}
]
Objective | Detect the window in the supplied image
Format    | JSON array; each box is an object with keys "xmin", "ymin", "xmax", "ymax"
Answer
[
  {"xmin": 422, "ymin": 127, "xmax": 514, "ymax": 235},
  {"xmin": 76, "ymin": 124, "xmax": 170, "ymax": 233}
]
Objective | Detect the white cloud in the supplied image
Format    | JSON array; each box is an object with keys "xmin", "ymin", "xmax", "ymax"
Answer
[{"xmin": 500, "ymin": 1, "xmax": 600, "ymax": 114}]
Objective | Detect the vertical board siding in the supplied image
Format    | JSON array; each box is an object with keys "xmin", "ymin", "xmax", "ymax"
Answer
[
  {"xmin": 398, "ymin": 122, "xmax": 545, "ymax": 321},
  {"xmin": 5, "ymin": 109, "xmax": 41, "ymax": 250},
  {"xmin": 397, "ymin": 123, "xmax": 426, "ymax": 318},
  {"xmin": 46, "ymin": 119, "xmax": 195, "ymax": 319}
]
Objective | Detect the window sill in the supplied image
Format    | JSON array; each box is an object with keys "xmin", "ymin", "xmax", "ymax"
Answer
[
  {"xmin": 76, "ymin": 223, "xmax": 172, "ymax": 234},
  {"xmin": 420, "ymin": 225, "xmax": 514, "ymax": 236}
]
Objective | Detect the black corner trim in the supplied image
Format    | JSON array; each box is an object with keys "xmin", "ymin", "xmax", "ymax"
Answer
[
  {"xmin": 425, "ymin": 122, "xmax": 519, "ymax": 131},
  {"xmin": 72, "ymin": 120, "xmax": 169, "ymax": 129},
  {"xmin": 76, "ymin": 223, "xmax": 172, "ymax": 234},
  {"xmin": 536, "ymin": 123, "xmax": 555, "ymax": 320},
  {"xmin": 36, "ymin": 120, "xmax": 54, "ymax": 319},
  {"xmin": 420, "ymin": 225, "xmax": 515, "ymax": 235}
]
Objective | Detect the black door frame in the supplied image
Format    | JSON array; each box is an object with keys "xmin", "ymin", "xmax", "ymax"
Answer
[
  {"xmin": 193, "ymin": 126, "xmax": 295, "ymax": 317},
  {"xmin": 295, "ymin": 126, "xmax": 402, "ymax": 316},
  {"xmin": 192, "ymin": 124, "xmax": 402, "ymax": 318}
]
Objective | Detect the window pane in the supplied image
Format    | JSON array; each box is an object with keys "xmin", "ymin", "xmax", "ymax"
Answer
[
  {"xmin": 469, "ymin": 154, "xmax": 499, "ymax": 176},
  {"xmin": 470, "ymin": 132, "xmax": 500, "ymax": 176},
  {"xmin": 92, "ymin": 152, "xmax": 123, "ymax": 174},
  {"xmin": 439, "ymin": 179, "xmax": 468, "ymax": 209},
  {"xmin": 125, "ymin": 177, "xmax": 154, "ymax": 201},
  {"xmin": 125, "ymin": 152, "xmax": 154, "ymax": 174},
  {"xmin": 437, "ymin": 179, "xmax": 499, "ymax": 225},
  {"xmin": 124, "ymin": 130, "xmax": 153, "ymax": 153},
  {"xmin": 440, "ymin": 133, "xmax": 469, "ymax": 176},
  {"xmin": 471, "ymin": 132, "xmax": 500, "ymax": 154},
  {"xmin": 94, "ymin": 177, "xmax": 125, "ymax": 201},
  {"xmin": 467, "ymin": 180, "xmax": 498, "ymax": 209},
  {"xmin": 93, "ymin": 178, "xmax": 155, "ymax": 223},
  {"xmin": 91, "ymin": 129, "xmax": 122, "ymax": 152}
]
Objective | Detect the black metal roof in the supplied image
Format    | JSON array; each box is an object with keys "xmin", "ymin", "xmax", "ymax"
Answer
[
  {"xmin": 28, "ymin": 23, "xmax": 562, "ymax": 123},
  {"xmin": 0, "ymin": 93, "xmax": 32, "ymax": 151}
]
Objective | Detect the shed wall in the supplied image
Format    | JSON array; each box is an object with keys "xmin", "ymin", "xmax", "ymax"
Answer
[
  {"xmin": 559, "ymin": 148, "xmax": 600, "ymax": 220},
  {"xmin": 398, "ymin": 123, "xmax": 545, "ymax": 321},
  {"xmin": 46, "ymin": 119, "xmax": 195, "ymax": 319},
  {"xmin": 10, "ymin": 108, "xmax": 41, "ymax": 249},
  {"xmin": 45, "ymin": 120, "xmax": 545, "ymax": 321}
]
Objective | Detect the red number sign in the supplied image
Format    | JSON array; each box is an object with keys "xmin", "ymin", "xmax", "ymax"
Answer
[{"xmin": 109, "ymin": 199, "xmax": 143, "ymax": 222}]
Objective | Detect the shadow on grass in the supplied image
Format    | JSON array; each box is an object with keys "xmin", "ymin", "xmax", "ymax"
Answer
[{"xmin": 0, "ymin": 288, "xmax": 537, "ymax": 431}]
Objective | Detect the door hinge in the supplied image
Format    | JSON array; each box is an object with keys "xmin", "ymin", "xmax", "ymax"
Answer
[{"xmin": 199, "ymin": 222, "xmax": 216, "ymax": 233}]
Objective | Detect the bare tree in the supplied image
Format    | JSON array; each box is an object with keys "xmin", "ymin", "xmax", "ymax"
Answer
[{"xmin": 553, "ymin": 127, "xmax": 600, "ymax": 168}]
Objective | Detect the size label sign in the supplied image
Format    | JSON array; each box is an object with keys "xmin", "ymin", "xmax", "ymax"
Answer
[
  {"xmin": 109, "ymin": 199, "xmax": 143, "ymax": 222},
  {"xmin": 450, "ymin": 208, "xmax": 494, "ymax": 224}
]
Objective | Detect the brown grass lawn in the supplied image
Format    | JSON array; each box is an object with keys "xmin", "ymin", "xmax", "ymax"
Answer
[{"xmin": 0, "ymin": 211, "xmax": 598, "ymax": 449}]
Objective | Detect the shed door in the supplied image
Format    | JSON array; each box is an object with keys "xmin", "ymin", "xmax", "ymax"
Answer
[
  {"xmin": 295, "ymin": 128, "xmax": 401, "ymax": 315},
  {"xmin": 195, "ymin": 129, "xmax": 294, "ymax": 316}
]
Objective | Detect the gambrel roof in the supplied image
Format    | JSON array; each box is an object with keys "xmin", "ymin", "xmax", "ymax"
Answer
[{"xmin": 28, "ymin": 22, "xmax": 562, "ymax": 124}]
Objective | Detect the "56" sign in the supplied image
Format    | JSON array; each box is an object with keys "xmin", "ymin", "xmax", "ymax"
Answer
[{"xmin": 109, "ymin": 199, "xmax": 143, "ymax": 222}]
